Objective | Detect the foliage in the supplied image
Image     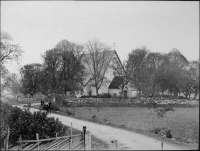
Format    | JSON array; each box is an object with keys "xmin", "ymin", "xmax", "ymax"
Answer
[
  {"xmin": 64, "ymin": 108, "xmax": 75, "ymax": 115},
  {"xmin": 99, "ymin": 93, "xmax": 112, "ymax": 98},
  {"xmin": 19, "ymin": 39, "xmax": 85, "ymax": 98},
  {"xmin": 127, "ymin": 47, "xmax": 199, "ymax": 99},
  {"xmin": 20, "ymin": 63, "xmax": 43, "ymax": 97},
  {"xmin": 40, "ymin": 40, "xmax": 85, "ymax": 97},
  {"xmin": 126, "ymin": 46, "xmax": 149, "ymax": 94},
  {"xmin": 51, "ymin": 102, "xmax": 60, "ymax": 111},
  {"xmin": 54, "ymin": 95, "xmax": 71, "ymax": 108},
  {"xmin": 179, "ymin": 60, "xmax": 199, "ymax": 98},
  {"xmin": 80, "ymin": 93, "xmax": 112, "ymax": 98},
  {"xmin": 1, "ymin": 101, "xmax": 13, "ymax": 144},
  {"xmin": 127, "ymin": 47, "xmax": 165, "ymax": 98},
  {"xmin": 0, "ymin": 101, "xmax": 67, "ymax": 145}
]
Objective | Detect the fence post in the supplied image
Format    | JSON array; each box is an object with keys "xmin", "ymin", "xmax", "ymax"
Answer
[
  {"xmin": 110, "ymin": 140, "xmax": 118, "ymax": 150},
  {"xmin": 83, "ymin": 126, "xmax": 86, "ymax": 150},
  {"xmin": 56, "ymin": 132, "xmax": 58, "ymax": 150},
  {"xmin": 69, "ymin": 123, "xmax": 73, "ymax": 150},
  {"xmin": 71, "ymin": 123, "xmax": 73, "ymax": 149},
  {"xmin": 18, "ymin": 135, "xmax": 22, "ymax": 150},
  {"xmin": 6, "ymin": 127, "xmax": 10, "ymax": 150},
  {"xmin": 85, "ymin": 131, "xmax": 91, "ymax": 150},
  {"xmin": 36, "ymin": 133, "xmax": 39, "ymax": 150}
]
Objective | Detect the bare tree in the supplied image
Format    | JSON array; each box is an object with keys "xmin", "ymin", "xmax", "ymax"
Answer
[
  {"xmin": 1, "ymin": 31, "xmax": 23, "ymax": 92},
  {"xmin": 1, "ymin": 32, "xmax": 23, "ymax": 67},
  {"xmin": 3, "ymin": 73, "xmax": 22, "ymax": 100},
  {"xmin": 83, "ymin": 39, "xmax": 112, "ymax": 96}
]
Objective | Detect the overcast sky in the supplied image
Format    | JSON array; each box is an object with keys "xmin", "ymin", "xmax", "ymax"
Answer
[{"xmin": 1, "ymin": 1, "xmax": 199, "ymax": 74}]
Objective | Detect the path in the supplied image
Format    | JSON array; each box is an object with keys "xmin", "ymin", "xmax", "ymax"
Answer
[{"xmin": 13, "ymin": 105, "xmax": 189, "ymax": 150}]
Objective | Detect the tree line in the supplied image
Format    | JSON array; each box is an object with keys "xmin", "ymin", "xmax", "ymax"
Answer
[
  {"xmin": 1, "ymin": 32, "xmax": 199, "ymax": 100},
  {"xmin": 126, "ymin": 46, "xmax": 199, "ymax": 99}
]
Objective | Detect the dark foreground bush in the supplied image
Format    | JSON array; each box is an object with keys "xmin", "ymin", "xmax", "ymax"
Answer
[
  {"xmin": 1, "ymin": 101, "xmax": 67, "ymax": 146},
  {"xmin": 1, "ymin": 101, "xmax": 13, "ymax": 144}
]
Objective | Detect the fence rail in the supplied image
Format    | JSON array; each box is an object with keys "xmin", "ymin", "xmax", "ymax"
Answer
[{"xmin": 6, "ymin": 126, "xmax": 91, "ymax": 150}]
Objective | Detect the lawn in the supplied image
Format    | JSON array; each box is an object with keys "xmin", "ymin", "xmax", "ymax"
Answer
[
  {"xmin": 32, "ymin": 104, "xmax": 199, "ymax": 149},
  {"xmin": 72, "ymin": 106, "xmax": 199, "ymax": 149}
]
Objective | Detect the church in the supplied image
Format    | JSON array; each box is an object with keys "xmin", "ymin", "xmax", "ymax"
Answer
[{"xmin": 80, "ymin": 50, "xmax": 138, "ymax": 98}]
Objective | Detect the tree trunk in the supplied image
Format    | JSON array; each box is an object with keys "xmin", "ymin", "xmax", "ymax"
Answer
[{"xmin": 96, "ymin": 87, "xmax": 99, "ymax": 98}]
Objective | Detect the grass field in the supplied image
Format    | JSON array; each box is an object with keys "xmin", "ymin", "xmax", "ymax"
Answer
[
  {"xmin": 6, "ymin": 96, "xmax": 198, "ymax": 149},
  {"xmin": 72, "ymin": 106, "xmax": 199, "ymax": 148},
  {"xmin": 31, "ymin": 103, "xmax": 199, "ymax": 149}
]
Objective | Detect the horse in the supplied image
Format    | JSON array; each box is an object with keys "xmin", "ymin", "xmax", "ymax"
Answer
[{"xmin": 41, "ymin": 101, "xmax": 52, "ymax": 114}]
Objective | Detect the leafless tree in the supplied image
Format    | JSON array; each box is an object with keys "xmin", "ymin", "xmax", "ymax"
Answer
[
  {"xmin": 83, "ymin": 39, "xmax": 112, "ymax": 96},
  {"xmin": 1, "ymin": 31, "xmax": 23, "ymax": 91}
]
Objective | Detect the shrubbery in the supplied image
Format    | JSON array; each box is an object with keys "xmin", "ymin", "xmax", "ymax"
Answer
[
  {"xmin": 51, "ymin": 102, "xmax": 60, "ymax": 111},
  {"xmin": 1, "ymin": 101, "xmax": 13, "ymax": 144},
  {"xmin": 0, "ymin": 101, "xmax": 67, "ymax": 146},
  {"xmin": 80, "ymin": 93, "xmax": 112, "ymax": 98},
  {"xmin": 64, "ymin": 108, "xmax": 75, "ymax": 115}
]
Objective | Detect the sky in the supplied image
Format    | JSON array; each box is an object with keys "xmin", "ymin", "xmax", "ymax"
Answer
[{"xmin": 1, "ymin": 1, "xmax": 199, "ymax": 75}]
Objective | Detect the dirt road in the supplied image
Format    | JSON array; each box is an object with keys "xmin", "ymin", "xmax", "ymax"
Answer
[{"xmin": 13, "ymin": 105, "xmax": 190, "ymax": 150}]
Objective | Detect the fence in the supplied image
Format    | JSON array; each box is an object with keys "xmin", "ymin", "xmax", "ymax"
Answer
[{"xmin": 6, "ymin": 126, "xmax": 91, "ymax": 150}]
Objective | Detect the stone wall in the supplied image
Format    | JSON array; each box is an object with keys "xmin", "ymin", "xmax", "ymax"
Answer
[{"xmin": 63, "ymin": 97, "xmax": 199, "ymax": 105}]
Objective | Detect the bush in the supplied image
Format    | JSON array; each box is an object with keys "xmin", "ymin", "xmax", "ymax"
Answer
[
  {"xmin": 178, "ymin": 96, "xmax": 187, "ymax": 99},
  {"xmin": 1, "ymin": 101, "xmax": 13, "ymax": 145},
  {"xmin": 65, "ymin": 108, "xmax": 75, "ymax": 115},
  {"xmin": 92, "ymin": 115, "xmax": 97, "ymax": 121},
  {"xmin": 1, "ymin": 102, "xmax": 68, "ymax": 145},
  {"xmin": 80, "ymin": 93, "xmax": 112, "ymax": 98},
  {"xmin": 51, "ymin": 102, "xmax": 60, "ymax": 111},
  {"xmin": 99, "ymin": 93, "xmax": 112, "ymax": 98},
  {"xmin": 55, "ymin": 95, "xmax": 72, "ymax": 108},
  {"xmin": 153, "ymin": 127, "xmax": 162, "ymax": 134},
  {"xmin": 80, "ymin": 95, "xmax": 98, "ymax": 98},
  {"xmin": 159, "ymin": 128, "xmax": 172, "ymax": 138}
]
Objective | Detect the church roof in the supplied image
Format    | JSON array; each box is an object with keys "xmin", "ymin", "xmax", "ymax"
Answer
[{"xmin": 108, "ymin": 76, "xmax": 124, "ymax": 89}]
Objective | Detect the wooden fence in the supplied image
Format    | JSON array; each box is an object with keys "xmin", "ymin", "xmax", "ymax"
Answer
[{"xmin": 6, "ymin": 126, "xmax": 91, "ymax": 150}]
